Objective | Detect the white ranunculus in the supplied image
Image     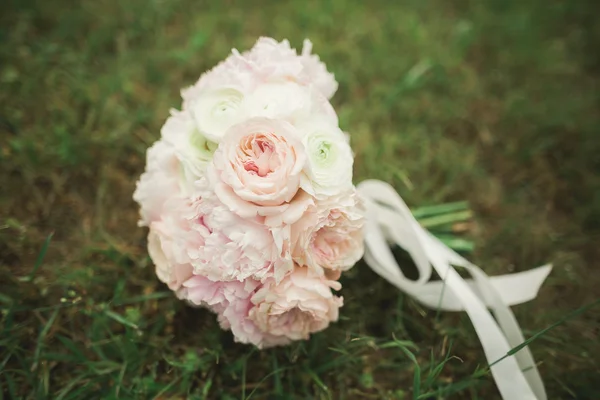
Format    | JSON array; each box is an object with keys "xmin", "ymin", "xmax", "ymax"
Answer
[
  {"xmin": 242, "ymin": 82, "xmax": 310, "ymax": 123},
  {"xmin": 190, "ymin": 87, "xmax": 245, "ymax": 142},
  {"xmin": 160, "ymin": 109, "xmax": 218, "ymax": 194},
  {"xmin": 299, "ymin": 121, "xmax": 354, "ymax": 198},
  {"xmin": 241, "ymin": 82, "xmax": 336, "ymax": 126}
]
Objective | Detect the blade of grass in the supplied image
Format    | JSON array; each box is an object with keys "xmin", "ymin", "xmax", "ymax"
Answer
[
  {"xmin": 27, "ymin": 232, "xmax": 54, "ymax": 281},
  {"xmin": 201, "ymin": 375, "xmax": 213, "ymax": 398},
  {"xmin": 54, "ymin": 374, "xmax": 88, "ymax": 400},
  {"xmin": 241, "ymin": 351, "xmax": 247, "ymax": 400},
  {"xmin": 380, "ymin": 336, "xmax": 421, "ymax": 399},
  {"xmin": 271, "ymin": 353, "xmax": 282, "ymax": 396},
  {"xmin": 490, "ymin": 298, "xmax": 600, "ymax": 368},
  {"xmin": 4, "ymin": 373, "xmax": 18, "ymax": 400},
  {"xmin": 31, "ymin": 308, "xmax": 59, "ymax": 372},
  {"xmin": 104, "ymin": 309, "xmax": 139, "ymax": 330},
  {"xmin": 152, "ymin": 377, "xmax": 180, "ymax": 400},
  {"xmin": 115, "ymin": 362, "xmax": 127, "ymax": 398},
  {"xmin": 245, "ymin": 366, "xmax": 292, "ymax": 400},
  {"xmin": 305, "ymin": 368, "xmax": 329, "ymax": 394},
  {"xmin": 56, "ymin": 335, "xmax": 87, "ymax": 361}
]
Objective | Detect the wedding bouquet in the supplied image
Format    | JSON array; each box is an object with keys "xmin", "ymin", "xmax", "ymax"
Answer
[
  {"xmin": 134, "ymin": 38, "xmax": 364, "ymax": 348},
  {"xmin": 134, "ymin": 37, "xmax": 551, "ymax": 399}
]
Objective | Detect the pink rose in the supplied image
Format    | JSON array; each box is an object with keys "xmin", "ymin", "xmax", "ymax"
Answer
[
  {"xmin": 292, "ymin": 191, "xmax": 365, "ymax": 274},
  {"xmin": 209, "ymin": 117, "xmax": 313, "ymax": 226},
  {"xmin": 249, "ymin": 266, "xmax": 343, "ymax": 344}
]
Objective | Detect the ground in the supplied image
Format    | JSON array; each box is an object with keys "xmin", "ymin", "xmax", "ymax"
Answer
[{"xmin": 1, "ymin": 0, "xmax": 599, "ymax": 399}]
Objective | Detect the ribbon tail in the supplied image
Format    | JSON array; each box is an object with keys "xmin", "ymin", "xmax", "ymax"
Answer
[{"xmin": 357, "ymin": 179, "xmax": 550, "ymax": 400}]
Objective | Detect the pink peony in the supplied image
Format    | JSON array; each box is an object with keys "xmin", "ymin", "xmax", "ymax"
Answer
[
  {"xmin": 145, "ymin": 197, "xmax": 207, "ymax": 290},
  {"xmin": 300, "ymin": 39, "xmax": 338, "ymax": 100},
  {"xmin": 180, "ymin": 275, "xmax": 292, "ymax": 348},
  {"xmin": 181, "ymin": 49, "xmax": 255, "ymax": 107},
  {"xmin": 242, "ymin": 37, "xmax": 305, "ymax": 83},
  {"xmin": 242, "ymin": 37, "xmax": 338, "ymax": 100},
  {"xmin": 133, "ymin": 140, "xmax": 182, "ymax": 226},
  {"xmin": 147, "ymin": 225, "xmax": 193, "ymax": 291},
  {"xmin": 208, "ymin": 117, "xmax": 314, "ymax": 226},
  {"xmin": 188, "ymin": 187, "xmax": 294, "ymax": 283},
  {"xmin": 179, "ymin": 275, "xmax": 265, "ymax": 346},
  {"xmin": 249, "ymin": 266, "xmax": 343, "ymax": 344}
]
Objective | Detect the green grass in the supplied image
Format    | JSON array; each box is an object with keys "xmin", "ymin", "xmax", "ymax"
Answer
[{"xmin": 1, "ymin": 0, "xmax": 600, "ymax": 398}]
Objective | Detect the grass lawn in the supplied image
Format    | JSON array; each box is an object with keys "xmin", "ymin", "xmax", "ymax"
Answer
[{"xmin": 1, "ymin": 0, "xmax": 599, "ymax": 398}]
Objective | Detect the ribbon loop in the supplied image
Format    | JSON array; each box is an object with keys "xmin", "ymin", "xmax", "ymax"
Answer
[{"xmin": 357, "ymin": 179, "xmax": 550, "ymax": 400}]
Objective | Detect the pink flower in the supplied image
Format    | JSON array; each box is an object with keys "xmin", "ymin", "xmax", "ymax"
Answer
[
  {"xmin": 180, "ymin": 275, "xmax": 267, "ymax": 346},
  {"xmin": 242, "ymin": 37, "xmax": 338, "ymax": 100},
  {"xmin": 249, "ymin": 266, "xmax": 343, "ymax": 344},
  {"xmin": 292, "ymin": 192, "xmax": 365, "ymax": 274},
  {"xmin": 146, "ymin": 198, "xmax": 205, "ymax": 290},
  {"xmin": 242, "ymin": 37, "xmax": 305, "ymax": 83},
  {"xmin": 148, "ymin": 226, "xmax": 193, "ymax": 291},
  {"xmin": 181, "ymin": 50, "xmax": 255, "ymax": 107},
  {"xmin": 133, "ymin": 141, "xmax": 182, "ymax": 226},
  {"xmin": 208, "ymin": 117, "xmax": 313, "ymax": 226},
  {"xmin": 179, "ymin": 38, "xmax": 339, "ymax": 145},
  {"xmin": 188, "ymin": 189, "xmax": 294, "ymax": 283},
  {"xmin": 300, "ymin": 39, "xmax": 338, "ymax": 100}
]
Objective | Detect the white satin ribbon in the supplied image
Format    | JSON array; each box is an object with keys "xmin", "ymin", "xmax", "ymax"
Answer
[{"xmin": 357, "ymin": 179, "xmax": 551, "ymax": 400}]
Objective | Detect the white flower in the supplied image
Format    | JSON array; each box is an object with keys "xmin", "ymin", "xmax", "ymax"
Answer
[
  {"xmin": 189, "ymin": 86, "xmax": 246, "ymax": 142},
  {"xmin": 299, "ymin": 120, "xmax": 354, "ymax": 198},
  {"xmin": 181, "ymin": 50, "xmax": 255, "ymax": 105},
  {"xmin": 241, "ymin": 82, "xmax": 336, "ymax": 126},
  {"xmin": 160, "ymin": 109, "xmax": 218, "ymax": 194}
]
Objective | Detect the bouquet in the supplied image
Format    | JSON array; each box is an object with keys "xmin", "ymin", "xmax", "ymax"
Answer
[
  {"xmin": 134, "ymin": 37, "xmax": 552, "ymax": 399},
  {"xmin": 134, "ymin": 38, "xmax": 364, "ymax": 348}
]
